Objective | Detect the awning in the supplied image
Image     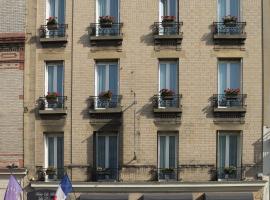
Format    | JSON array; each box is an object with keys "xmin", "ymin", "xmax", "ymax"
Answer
[
  {"xmin": 80, "ymin": 193, "xmax": 129, "ymax": 200},
  {"xmin": 143, "ymin": 193, "xmax": 193, "ymax": 200},
  {"xmin": 204, "ymin": 192, "xmax": 253, "ymax": 200}
]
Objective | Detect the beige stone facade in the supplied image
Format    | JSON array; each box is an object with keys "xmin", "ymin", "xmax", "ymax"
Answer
[{"xmin": 24, "ymin": 0, "xmax": 267, "ymax": 199}]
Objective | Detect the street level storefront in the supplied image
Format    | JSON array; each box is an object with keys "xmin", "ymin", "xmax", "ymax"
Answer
[{"xmin": 29, "ymin": 181, "xmax": 268, "ymax": 200}]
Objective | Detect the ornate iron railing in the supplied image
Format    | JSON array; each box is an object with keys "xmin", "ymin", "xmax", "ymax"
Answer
[
  {"xmin": 39, "ymin": 24, "xmax": 68, "ymax": 38},
  {"xmin": 89, "ymin": 95, "xmax": 122, "ymax": 109},
  {"xmin": 38, "ymin": 96, "xmax": 67, "ymax": 110},
  {"xmin": 36, "ymin": 167, "xmax": 66, "ymax": 181},
  {"xmin": 216, "ymin": 166, "xmax": 243, "ymax": 180},
  {"xmin": 213, "ymin": 94, "xmax": 246, "ymax": 108},
  {"xmin": 152, "ymin": 94, "xmax": 182, "ymax": 109},
  {"xmin": 90, "ymin": 23, "xmax": 123, "ymax": 36},
  {"xmin": 158, "ymin": 168, "xmax": 178, "ymax": 181},
  {"xmin": 153, "ymin": 22, "xmax": 183, "ymax": 36},
  {"xmin": 213, "ymin": 22, "xmax": 246, "ymax": 35},
  {"xmin": 93, "ymin": 168, "xmax": 119, "ymax": 181}
]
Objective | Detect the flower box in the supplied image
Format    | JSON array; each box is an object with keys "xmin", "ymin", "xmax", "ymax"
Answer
[
  {"xmin": 99, "ymin": 16, "xmax": 114, "ymax": 28},
  {"xmin": 224, "ymin": 88, "xmax": 240, "ymax": 98},
  {"xmin": 223, "ymin": 15, "xmax": 237, "ymax": 26},
  {"xmin": 99, "ymin": 90, "xmax": 113, "ymax": 100},
  {"xmin": 162, "ymin": 16, "xmax": 176, "ymax": 27},
  {"xmin": 160, "ymin": 89, "xmax": 175, "ymax": 100},
  {"xmin": 46, "ymin": 16, "xmax": 58, "ymax": 30}
]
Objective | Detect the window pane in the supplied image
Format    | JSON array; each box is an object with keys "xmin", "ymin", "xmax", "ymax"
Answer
[
  {"xmin": 229, "ymin": 135, "xmax": 238, "ymax": 166},
  {"xmin": 169, "ymin": 63, "xmax": 178, "ymax": 93},
  {"xmin": 58, "ymin": 0, "xmax": 65, "ymax": 24},
  {"xmin": 230, "ymin": 62, "xmax": 241, "ymax": 90},
  {"xmin": 219, "ymin": 135, "xmax": 226, "ymax": 168},
  {"xmin": 159, "ymin": 136, "xmax": 166, "ymax": 168},
  {"xmin": 97, "ymin": 65, "xmax": 106, "ymax": 94},
  {"xmin": 168, "ymin": 0, "xmax": 177, "ymax": 17},
  {"xmin": 109, "ymin": 136, "xmax": 118, "ymax": 168},
  {"xmin": 110, "ymin": 0, "xmax": 119, "ymax": 22},
  {"xmin": 218, "ymin": 62, "xmax": 228, "ymax": 94},
  {"xmin": 109, "ymin": 64, "xmax": 118, "ymax": 96},
  {"xmin": 97, "ymin": 136, "xmax": 106, "ymax": 168},
  {"xmin": 48, "ymin": 0, "xmax": 56, "ymax": 17},
  {"xmin": 230, "ymin": 0, "xmax": 240, "ymax": 19},
  {"xmin": 169, "ymin": 136, "xmax": 176, "ymax": 168},
  {"xmin": 48, "ymin": 66, "xmax": 55, "ymax": 93},
  {"xmin": 159, "ymin": 63, "xmax": 167, "ymax": 90},
  {"xmin": 48, "ymin": 137, "xmax": 55, "ymax": 167},
  {"xmin": 218, "ymin": 0, "xmax": 226, "ymax": 20},
  {"xmin": 98, "ymin": 0, "xmax": 107, "ymax": 16},
  {"xmin": 57, "ymin": 65, "xmax": 64, "ymax": 96},
  {"xmin": 57, "ymin": 137, "xmax": 64, "ymax": 169}
]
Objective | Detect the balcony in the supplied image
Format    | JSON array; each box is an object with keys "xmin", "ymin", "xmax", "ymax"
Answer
[
  {"xmin": 93, "ymin": 168, "xmax": 119, "ymax": 182},
  {"xmin": 212, "ymin": 94, "xmax": 247, "ymax": 123},
  {"xmin": 89, "ymin": 23, "xmax": 123, "ymax": 49},
  {"xmin": 217, "ymin": 166, "xmax": 243, "ymax": 181},
  {"xmin": 89, "ymin": 95, "xmax": 122, "ymax": 125},
  {"xmin": 213, "ymin": 22, "xmax": 246, "ymax": 45},
  {"xmin": 39, "ymin": 24, "xmax": 68, "ymax": 46},
  {"xmin": 158, "ymin": 168, "xmax": 178, "ymax": 182},
  {"xmin": 153, "ymin": 22, "xmax": 183, "ymax": 50},
  {"xmin": 36, "ymin": 166, "xmax": 65, "ymax": 182},
  {"xmin": 38, "ymin": 96, "xmax": 67, "ymax": 116}
]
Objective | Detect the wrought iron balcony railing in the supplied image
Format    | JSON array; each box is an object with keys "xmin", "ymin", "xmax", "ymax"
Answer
[
  {"xmin": 39, "ymin": 24, "xmax": 68, "ymax": 38},
  {"xmin": 93, "ymin": 168, "xmax": 119, "ymax": 182},
  {"xmin": 153, "ymin": 22, "xmax": 183, "ymax": 36},
  {"xmin": 213, "ymin": 22, "xmax": 246, "ymax": 35},
  {"xmin": 158, "ymin": 168, "xmax": 178, "ymax": 181},
  {"xmin": 152, "ymin": 94, "xmax": 182, "ymax": 109},
  {"xmin": 38, "ymin": 96, "xmax": 67, "ymax": 110},
  {"xmin": 217, "ymin": 166, "xmax": 243, "ymax": 180},
  {"xmin": 89, "ymin": 95, "xmax": 122, "ymax": 110},
  {"xmin": 213, "ymin": 94, "xmax": 246, "ymax": 108},
  {"xmin": 90, "ymin": 23, "xmax": 123, "ymax": 37},
  {"xmin": 36, "ymin": 167, "xmax": 65, "ymax": 181}
]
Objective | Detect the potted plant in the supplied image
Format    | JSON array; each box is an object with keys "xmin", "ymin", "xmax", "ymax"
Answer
[
  {"xmin": 99, "ymin": 16, "xmax": 114, "ymax": 28},
  {"xmin": 45, "ymin": 92, "xmax": 58, "ymax": 104},
  {"xmin": 46, "ymin": 166, "xmax": 57, "ymax": 180},
  {"xmin": 99, "ymin": 90, "xmax": 113, "ymax": 100},
  {"xmin": 36, "ymin": 166, "xmax": 45, "ymax": 181},
  {"xmin": 46, "ymin": 16, "xmax": 58, "ymax": 30},
  {"xmin": 222, "ymin": 15, "xmax": 237, "ymax": 26},
  {"xmin": 224, "ymin": 88, "xmax": 240, "ymax": 99},
  {"xmin": 223, "ymin": 166, "xmax": 237, "ymax": 179},
  {"xmin": 96, "ymin": 167, "xmax": 111, "ymax": 180},
  {"xmin": 162, "ymin": 16, "xmax": 176, "ymax": 27},
  {"xmin": 160, "ymin": 89, "xmax": 175, "ymax": 100}
]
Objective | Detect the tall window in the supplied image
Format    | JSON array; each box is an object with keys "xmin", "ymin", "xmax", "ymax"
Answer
[
  {"xmin": 45, "ymin": 62, "xmax": 64, "ymax": 108},
  {"xmin": 96, "ymin": 62, "xmax": 119, "ymax": 108},
  {"xmin": 46, "ymin": 0, "xmax": 65, "ymax": 24},
  {"xmin": 218, "ymin": 132, "xmax": 241, "ymax": 179},
  {"xmin": 97, "ymin": 0, "xmax": 119, "ymax": 22},
  {"xmin": 158, "ymin": 133, "xmax": 177, "ymax": 180},
  {"xmin": 95, "ymin": 133, "xmax": 118, "ymax": 180},
  {"xmin": 218, "ymin": 0, "xmax": 240, "ymax": 21},
  {"xmin": 159, "ymin": 0, "xmax": 178, "ymax": 22},
  {"xmin": 45, "ymin": 134, "xmax": 64, "ymax": 179}
]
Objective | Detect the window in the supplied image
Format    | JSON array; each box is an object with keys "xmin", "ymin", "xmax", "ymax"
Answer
[
  {"xmin": 95, "ymin": 62, "xmax": 119, "ymax": 108},
  {"xmin": 45, "ymin": 134, "xmax": 64, "ymax": 180},
  {"xmin": 97, "ymin": 0, "xmax": 119, "ymax": 22},
  {"xmin": 218, "ymin": 132, "xmax": 241, "ymax": 179},
  {"xmin": 218, "ymin": 0, "xmax": 240, "ymax": 21},
  {"xmin": 45, "ymin": 62, "xmax": 64, "ymax": 108},
  {"xmin": 218, "ymin": 60, "xmax": 241, "ymax": 107},
  {"xmin": 46, "ymin": 0, "xmax": 65, "ymax": 24},
  {"xmin": 95, "ymin": 133, "xmax": 118, "ymax": 180},
  {"xmin": 158, "ymin": 133, "xmax": 177, "ymax": 180},
  {"xmin": 159, "ymin": 0, "xmax": 178, "ymax": 22},
  {"xmin": 159, "ymin": 60, "xmax": 179, "ymax": 108}
]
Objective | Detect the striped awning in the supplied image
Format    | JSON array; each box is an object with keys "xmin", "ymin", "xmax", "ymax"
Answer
[
  {"xmin": 204, "ymin": 192, "xmax": 253, "ymax": 200},
  {"xmin": 143, "ymin": 193, "xmax": 193, "ymax": 200}
]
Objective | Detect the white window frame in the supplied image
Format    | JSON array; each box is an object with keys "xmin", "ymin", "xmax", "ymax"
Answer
[
  {"xmin": 159, "ymin": 0, "xmax": 179, "ymax": 22},
  {"xmin": 95, "ymin": 62, "xmax": 119, "ymax": 109},
  {"xmin": 217, "ymin": 0, "xmax": 241, "ymax": 22},
  {"xmin": 44, "ymin": 134, "xmax": 64, "ymax": 170},
  {"xmin": 45, "ymin": 62, "xmax": 64, "ymax": 94},
  {"xmin": 158, "ymin": 133, "xmax": 177, "ymax": 170},
  {"xmin": 96, "ymin": 133, "xmax": 118, "ymax": 169},
  {"xmin": 96, "ymin": 0, "xmax": 120, "ymax": 23},
  {"xmin": 217, "ymin": 132, "xmax": 241, "ymax": 169}
]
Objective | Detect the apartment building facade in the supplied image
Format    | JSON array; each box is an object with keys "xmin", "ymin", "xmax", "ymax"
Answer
[{"xmin": 25, "ymin": 0, "xmax": 268, "ymax": 199}]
